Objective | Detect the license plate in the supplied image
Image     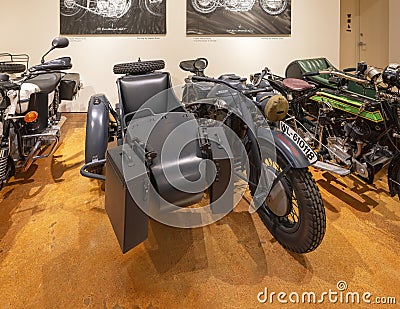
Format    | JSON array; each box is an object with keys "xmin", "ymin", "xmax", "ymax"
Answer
[{"xmin": 279, "ymin": 121, "xmax": 318, "ymax": 164}]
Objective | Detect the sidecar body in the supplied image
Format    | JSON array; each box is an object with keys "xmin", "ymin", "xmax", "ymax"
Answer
[{"xmin": 82, "ymin": 61, "xmax": 234, "ymax": 253}]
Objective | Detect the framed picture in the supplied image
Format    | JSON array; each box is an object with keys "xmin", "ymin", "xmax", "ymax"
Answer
[
  {"xmin": 186, "ymin": 0, "xmax": 291, "ymax": 35},
  {"xmin": 60, "ymin": 0, "xmax": 166, "ymax": 35}
]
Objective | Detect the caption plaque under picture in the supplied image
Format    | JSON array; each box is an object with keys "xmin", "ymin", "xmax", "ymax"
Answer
[
  {"xmin": 187, "ymin": 0, "xmax": 291, "ymax": 35},
  {"xmin": 60, "ymin": 0, "xmax": 166, "ymax": 35}
]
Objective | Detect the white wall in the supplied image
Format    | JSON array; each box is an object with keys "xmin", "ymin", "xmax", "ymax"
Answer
[
  {"xmin": 0, "ymin": 0, "xmax": 340, "ymax": 111},
  {"xmin": 389, "ymin": 0, "xmax": 400, "ymax": 63}
]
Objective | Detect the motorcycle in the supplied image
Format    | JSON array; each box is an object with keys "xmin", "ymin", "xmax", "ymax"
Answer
[
  {"xmin": 0, "ymin": 37, "xmax": 80, "ymax": 191},
  {"xmin": 190, "ymin": 0, "xmax": 288, "ymax": 15},
  {"xmin": 60, "ymin": 0, "xmax": 164, "ymax": 18},
  {"xmin": 255, "ymin": 58, "xmax": 400, "ymax": 198},
  {"xmin": 179, "ymin": 58, "xmax": 326, "ymax": 253}
]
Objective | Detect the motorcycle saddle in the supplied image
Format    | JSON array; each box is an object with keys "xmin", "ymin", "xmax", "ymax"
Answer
[
  {"xmin": 27, "ymin": 73, "xmax": 62, "ymax": 94},
  {"xmin": 283, "ymin": 78, "xmax": 314, "ymax": 92}
]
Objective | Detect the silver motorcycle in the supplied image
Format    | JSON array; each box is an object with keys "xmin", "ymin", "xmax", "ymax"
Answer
[{"xmin": 191, "ymin": 0, "xmax": 288, "ymax": 15}]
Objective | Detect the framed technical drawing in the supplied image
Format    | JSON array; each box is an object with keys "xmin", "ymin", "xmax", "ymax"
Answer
[
  {"xmin": 60, "ymin": 0, "xmax": 166, "ymax": 35},
  {"xmin": 186, "ymin": 0, "xmax": 291, "ymax": 35}
]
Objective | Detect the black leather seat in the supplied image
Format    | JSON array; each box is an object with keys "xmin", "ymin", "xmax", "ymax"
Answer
[
  {"xmin": 118, "ymin": 72, "xmax": 185, "ymax": 124},
  {"xmin": 118, "ymin": 71, "xmax": 204, "ymax": 207},
  {"xmin": 27, "ymin": 73, "xmax": 62, "ymax": 94}
]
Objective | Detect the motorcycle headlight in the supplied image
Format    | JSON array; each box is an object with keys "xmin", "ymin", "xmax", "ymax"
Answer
[
  {"xmin": 263, "ymin": 94, "xmax": 289, "ymax": 122},
  {"xmin": 382, "ymin": 63, "xmax": 400, "ymax": 88}
]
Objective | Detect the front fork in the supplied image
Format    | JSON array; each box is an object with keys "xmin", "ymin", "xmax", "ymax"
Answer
[{"xmin": 0, "ymin": 119, "xmax": 14, "ymax": 187}]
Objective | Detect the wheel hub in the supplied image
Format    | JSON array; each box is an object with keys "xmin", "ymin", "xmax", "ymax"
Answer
[{"xmin": 65, "ymin": 0, "xmax": 76, "ymax": 8}]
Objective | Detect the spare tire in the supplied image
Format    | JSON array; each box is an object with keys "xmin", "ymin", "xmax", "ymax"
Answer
[
  {"xmin": 113, "ymin": 60, "xmax": 165, "ymax": 75},
  {"xmin": 0, "ymin": 63, "xmax": 26, "ymax": 74}
]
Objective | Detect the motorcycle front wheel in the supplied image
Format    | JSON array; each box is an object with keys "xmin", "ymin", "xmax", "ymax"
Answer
[
  {"xmin": 248, "ymin": 143, "xmax": 326, "ymax": 253},
  {"xmin": 259, "ymin": 0, "xmax": 288, "ymax": 15},
  {"xmin": 191, "ymin": 0, "xmax": 217, "ymax": 14},
  {"xmin": 60, "ymin": 0, "xmax": 86, "ymax": 18},
  {"xmin": 143, "ymin": 0, "xmax": 165, "ymax": 16}
]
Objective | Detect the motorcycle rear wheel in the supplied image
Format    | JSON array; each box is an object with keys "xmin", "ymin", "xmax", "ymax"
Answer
[
  {"xmin": 191, "ymin": 0, "xmax": 217, "ymax": 14},
  {"xmin": 143, "ymin": 0, "xmax": 165, "ymax": 16},
  {"xmin": 259, "ymin": 0, "xmax": 288, "ymax": 15},
  {"xmin": 60, "ymin": 0, "xmax": 86, "ymax": 18},
  {"xmin": 248, "ymin": 144, "xmax": 326, "ymax": 253}
]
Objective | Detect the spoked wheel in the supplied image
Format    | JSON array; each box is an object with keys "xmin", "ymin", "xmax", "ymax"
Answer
[
  {"xmin": 248, "ymin": 142, "xmax": 326, "ymax": 253},
  {"xmin": 259, "ymin": 0, "xmax": 288, "ymax": 15},
  {"xmin": 60, "ymin": 0, "xmax": 86, "ymax": 18},
  {"xmin": 143, "ymin": 0, "xmax": 165, "ymax": 16},
  {"xmin": 191, "ymin": 0, "xmax": 217, "ymax": 14}
]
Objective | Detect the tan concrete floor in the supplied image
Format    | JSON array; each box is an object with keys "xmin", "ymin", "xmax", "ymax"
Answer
[{"xmin": 0, "ymin": 113, "xmax": 399, "ymax": 308}]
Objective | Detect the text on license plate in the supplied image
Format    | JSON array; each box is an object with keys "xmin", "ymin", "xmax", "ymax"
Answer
[{"xmin": 279, "ymin": 121, "xmax": 317, "ymax": 164}]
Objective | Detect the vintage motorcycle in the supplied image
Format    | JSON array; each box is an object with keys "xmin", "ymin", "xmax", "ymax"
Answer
[
  {"xmin": 190, "ymin": 0, "xmax": 288, "ymax": 15},
  {"xmin": 60, "ymin": 0, "xmax": 164, "ymax": 18},
  {"xmin": 179, "ymin": 58, "xmax": 326, "ymax": 253},
  {"xmin": 254, "ymin": 58, "xmax": 400, "ymax": 198},
  {"xmin": 80, "ymin": 57, "xmax": 325, "ymax": 253},
  {"xmin": 0, "ymin": 37, "xmax": 80, "ymax": 191}
]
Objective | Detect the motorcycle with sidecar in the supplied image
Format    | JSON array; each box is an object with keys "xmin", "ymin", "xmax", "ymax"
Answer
[
  {"xmin": 0, "ymin": 37, "xmax": 80, "ymax": 191},
  {"xmin": 81, "ymin": 58, "xmax": 326, "ymax": 254}
]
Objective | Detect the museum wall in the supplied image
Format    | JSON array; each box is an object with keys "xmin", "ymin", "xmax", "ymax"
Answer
[
  {"xmin": 389, "ymin": 0, "xmax": 400, "ymax": 62},
  {"xmin": 0, "ymin": 0, "xmax": 340, "ymax": 111}
]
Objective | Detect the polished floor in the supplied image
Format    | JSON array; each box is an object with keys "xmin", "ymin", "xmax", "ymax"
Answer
[{"xmin": 0, "ymin": 113, "xmax": 399, "ymax": 308}]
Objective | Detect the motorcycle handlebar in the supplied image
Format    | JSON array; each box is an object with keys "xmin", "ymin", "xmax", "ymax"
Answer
[
  {"xmin": 191, "ymin": 75, "xmax": 271, "ymax": 97},
  {"xmin": 343, "ymin": 67, "xmax": 357, "ymax": 73},
  {"xmin": 303, "ymin": 69, "xmax": 371, "ymax": 85},
  {"xmin": 253, "ymin": 68, "xmax": 268, "ymax": 87},
  {"xmin": 302, "ymin": 71, "xmax": 320, "ymax": 77},
  {"xmin": 318, "ymin": 69, "xmax": 371, "ymax": 84}
]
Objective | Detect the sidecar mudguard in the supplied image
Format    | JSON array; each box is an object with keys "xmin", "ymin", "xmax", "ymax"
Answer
[
  {"xmin": 85, "ymin": 94, "xmax": 110, "ymax": 164},
  {"xmin": 388, "ymin": 152, "xmax": 400, "ymax": 198},
  {"xmin": 257, "ymin": 127, "xmax": 311, "ymax": 169}
]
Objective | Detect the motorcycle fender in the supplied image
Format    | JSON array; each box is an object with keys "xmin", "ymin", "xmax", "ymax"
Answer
[
  {"xmin": 85, "ymin": 94, "xmax": 110, "ymax": 163},
  {"xmin": 388, "ymin": 152, "xmax": 400, "ymax": 197},
  {"xmin": 257, "ymin": 127, "xmax": 312, "ymax": 169}
]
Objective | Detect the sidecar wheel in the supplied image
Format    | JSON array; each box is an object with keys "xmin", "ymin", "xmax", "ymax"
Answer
[
  {"xmin": 113, "ymin": 60, "xmax": 165, "ymax": 75},
  {"xmin": 0, "ymin": 63, "xmax": 26, "ymax": 74},
  {"xmin": 248, "ymin": 145, "xmax": 326, "ymax": 253},
  {"xmin": 85, "ymin": 96, "xmax": 110, "ymax": 173}
]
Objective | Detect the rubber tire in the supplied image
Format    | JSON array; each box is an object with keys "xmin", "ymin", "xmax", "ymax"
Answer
[
  {"xmin": 0, "ymin": 63, "xmax": 26, "ymax": 74},
  {"xmin": 113, "ymin": 60, "xmax": 165, "ymax": 75},
  {"xmin": 85, "ymin": 97, "xmax": 109, "ymax": 173},
  {"xmin": 248, "ymin": 143, "xmax": 326, "ymax": 253}
]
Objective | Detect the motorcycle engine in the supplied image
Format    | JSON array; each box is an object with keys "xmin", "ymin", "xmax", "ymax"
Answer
[
  {"xmin": 382, "ymin": 63, "xmax": 400, "ymax": 88},
  {"xmin": 228, "ymin": 0, "xmax": 255, "ymax": 11},
  {"xmin": 344, "ymin": 121, "xmax": 371, "ymax": 141}
]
